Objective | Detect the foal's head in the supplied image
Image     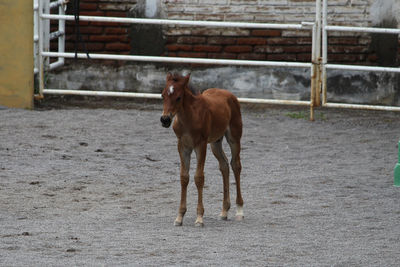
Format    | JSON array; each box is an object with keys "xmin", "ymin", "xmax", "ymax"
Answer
[{"xmin": 160, "ymin": 73, "xmax": 190, "ymax": 128}]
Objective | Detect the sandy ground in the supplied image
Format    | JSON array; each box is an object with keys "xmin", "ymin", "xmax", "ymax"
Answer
[{"xmin": 1, "ymin": 99, "xmax": 400, "ymax": 266}]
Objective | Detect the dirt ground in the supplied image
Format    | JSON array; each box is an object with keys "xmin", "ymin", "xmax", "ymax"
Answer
[{"xmin": 1, "ymin": 98, "xmax": 400, "ymax": 266}]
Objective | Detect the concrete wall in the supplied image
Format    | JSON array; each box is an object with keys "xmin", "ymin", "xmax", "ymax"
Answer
[
  {"xmin": 48, "ymin": 63, "xmax": 400, "ymax": 106},
  {"xmin": 46, "ymin": 0, "xmax": 400, "ymax": 106}
]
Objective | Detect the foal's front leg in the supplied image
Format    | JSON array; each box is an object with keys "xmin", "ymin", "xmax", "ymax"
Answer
[
  {"xmin": 194, "ymin": 142, "xmax": 207, "ymax": 227},
  {"xmin": 175, "ymin": 140, "xmax": 192, "ymax": 226}
]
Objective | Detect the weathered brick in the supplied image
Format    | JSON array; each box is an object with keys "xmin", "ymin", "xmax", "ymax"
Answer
[
  {"xmin": 105, "ymin": 27, "xmax": 127, "ymax": 34},
  {"xmin": 328, "ymin": 45, "xmax": 368, "ymax": 54},
  {"xmin": 86, "ymin": 42, "xmax": 105, "ymax": 51},
  {"xmin": 105, "ymin": 11, "xmax": 127, "ymax": 17},
  {"xmin": 237, "ymin": 37, "xmax": 267, "ymax": 45},
  {"xmin": 177, "ymin": 52, "xmax": 207, "ymax": 58},
  {"xmin": 268, "ymin": 37, "xmax": 297, "ymax": 45},
  {"xmin": 207, "ymin": 36, "xmax": 236, "ymax": 45},
  {"xmin": 198, "ymin": 0, "xmax": 227, "ymax": 4},
  {"xmin": 328, "ymin": 37, "xmax": 359, "ymax": 45},
  {"xmin": 166, "ymin": 44, "xmax": 193, "ymax": 51},
  {"xmin": 105, "ymin": 43, "xmax": 130, "ymax": 51},
  {"xmin": 251, "ymin": 29, "xmax": 281, "ymax": 37},
  {"xmin": 80, "ymin": 3, "xmax": 98, "ymax": 10},
  {"xmin": 237, "ymin": 53, "xmax": 266, "ymax": 60},
  {"xmin": 230, "ymin": 0, "xmax": 257, "ymax": 5},
  {"xmin": 191, "ymin": 28, "xmax": 222, "ymax": 36},
  {"xmin": 282, "ymin": 46, "xmax": 311, "ymax": 53},
  {"xmin": 254, "ymin": 45, "xmax": 284, "ymax": 53},
  {"xmin": 224, "ymin": 45, "xmax": 253, "ymax": 53},
  {"xmin": 221, "ymin": 29, "xmax": 250, "ymax": 36},
  {"xmin": 78, "ymin": 26, "xmax": 104, "ymax": 34},
  {"xmin": 98, "ymin": 3, "xmax": 134, "ymax": 11},
  {"xmin": 89, "ymin": 35, "xmax": 126, "ymax": 42},
  {"xmin": 296, "ymin": 54, "xmax": 311, "ymax": 62},
  {"xmin": 267, "ymin": 54, "xmax": 296, "ymax": 61},
  {"xmin": 167, "ymin": 13, "xmax": 194, "ymax": 20},
  {"xmin": 177, "ymin": 36, "xmax": 206, "ymax": 44},
  {"xmin": 224, "ymin": 14, "xmax": 254, "ymax": 22},
  {"xmin": 195, "ymin": 14, "xmax": 225, "ymax": 21},
  {"xmin": 193, "ymin": 45, "xmax": 222, "ymax": 52},
  {"xmin": 208, "ymin": 52, "xmax": 237, "ymax": 59},
  {"xmin": 80, "ymin": 11, "xmax": 105, "ymax": 16}
]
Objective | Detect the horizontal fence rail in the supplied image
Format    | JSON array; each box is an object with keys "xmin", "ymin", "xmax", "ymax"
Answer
[
  {"xmin": 42, "ymin": 51, "xmax": 312, "ymax": 68},
  {"xmin": 325, "ymin": 64, "xmax": 400, "ymax": 73},
  {"xmin": 41, "ymin": 13, "xmax": 314, "ymax": 30},
  {"xmin": 42, "ymin": 89, "xmax": 311, "ymax": 106},
  {"xmin": 325, "ymin": 25, "xmax": 400, "ymax": 35}
]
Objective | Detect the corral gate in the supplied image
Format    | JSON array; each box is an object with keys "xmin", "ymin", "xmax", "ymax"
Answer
[{"xmin": 34, "ymin": 0, "xmax": 400, "ymax": 120}]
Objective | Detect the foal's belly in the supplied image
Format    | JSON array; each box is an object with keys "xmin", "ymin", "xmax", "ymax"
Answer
[{"xmin": 207, "ymin": 127, "xmax": 227, "ymax": 143}]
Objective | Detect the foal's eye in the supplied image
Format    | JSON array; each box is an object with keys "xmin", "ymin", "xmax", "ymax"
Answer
[{"xmin": 176, "ymin": 96, "xmax": 181, "ymax": 102}]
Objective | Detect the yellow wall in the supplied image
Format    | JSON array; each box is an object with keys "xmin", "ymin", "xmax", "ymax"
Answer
[{"xmin": 0, "ymin": 1, "xmax": 34, "ymax": 109}]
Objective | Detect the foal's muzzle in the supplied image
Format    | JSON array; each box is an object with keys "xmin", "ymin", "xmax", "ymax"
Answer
[{"xmin": 160, "ymin": 115, "xmax": 172, "ymax": 128}]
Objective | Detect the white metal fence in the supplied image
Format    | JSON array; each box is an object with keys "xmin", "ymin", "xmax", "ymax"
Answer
[
  {"xmin": 34, "ymin": 0, "xmax": 66, "ymax": 74},
  {"xmin": 321, "ymin": 0, "xmax": 400, "ymax": 112},
  {"xmin": 34, "ymin": 0, "xmax": 400, "ymax": 119}
]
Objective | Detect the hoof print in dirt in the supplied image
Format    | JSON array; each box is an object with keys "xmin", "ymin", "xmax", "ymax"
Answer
[
  {"xmin": 174, "ymin": 221, "xmax": 183, "ymax": 227},
  {"xmin": 219, "ymin": 216, "xmax": 228, "ymax": 221},
  {"xmin": 194, "ymin": 222, "xmax": 204, "ymax": 227},
  {"xmin": 235, "ymin": 215, "xmax": 244, "ymax": 221}
]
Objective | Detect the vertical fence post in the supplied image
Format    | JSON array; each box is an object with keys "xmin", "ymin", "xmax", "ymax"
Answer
[
  {"xmin": 37, "ymin": 0, "xmax": 45, "ymax": 99},
  {"xmin": 310, "ymin": 0, "xmax": 322, "ymax": 120},
  {"xmin": 315, "ymin": 0, "xmax": 322, "ymax": 107},
  {"xmin": 310, "ymin": 22, "xmax": 317, "ymax": 121},
  {"xmin": 322, "ymin": 0, "xmax": 328, "ymax": 105},
  {"xmin": 58, "ymin": 2, "xmax": 66, "ymax": 67}
]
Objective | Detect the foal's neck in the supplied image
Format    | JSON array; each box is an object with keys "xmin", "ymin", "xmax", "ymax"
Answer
[{"xmin": 178, "ymin": 87, "xmax": 201, "ymax": 120}]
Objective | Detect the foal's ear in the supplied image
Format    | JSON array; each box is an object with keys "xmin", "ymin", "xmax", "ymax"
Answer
[
  {"xmin": 166, "ymin": 72, "xmax": 173, "ymax": 81},
  {"xmin": 183, "ymin": 73, "xmax": 191, "ymax": 84}
]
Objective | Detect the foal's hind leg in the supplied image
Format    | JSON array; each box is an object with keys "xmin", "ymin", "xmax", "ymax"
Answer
[
  {"xmin": 225, "ymin": 128, "xmax": 244, "ymax": 221},
  {"xmin": 211, "ymin": 139, "xmax": 230, "ymax": 220}
]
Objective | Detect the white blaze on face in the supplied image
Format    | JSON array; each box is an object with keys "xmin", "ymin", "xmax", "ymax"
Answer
[{"xmin": 168, "ymin": 85, "xmax": 174, "ymax": 96}]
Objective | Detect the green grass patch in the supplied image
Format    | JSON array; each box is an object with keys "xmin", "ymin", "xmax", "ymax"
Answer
[{"xmin": 285, "ymin": 111, "xmax": 327, "ymax": 120}]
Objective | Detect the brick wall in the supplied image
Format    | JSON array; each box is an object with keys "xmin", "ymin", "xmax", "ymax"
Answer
[
  {"xmin": 50, "ymin": 0, "xmax": 399, "ymax": 66},
  {"xmin": 51, "ymin": 0, "xmax": 136, "ymax": 57}
]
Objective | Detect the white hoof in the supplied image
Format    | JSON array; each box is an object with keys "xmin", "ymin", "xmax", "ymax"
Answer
[{"xmin": 235, "ymin": 205, "xmax": 244, "ymax": 221}]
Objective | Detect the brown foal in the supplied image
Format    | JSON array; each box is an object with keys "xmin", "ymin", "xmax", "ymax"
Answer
[{"xmin": 160, "ymin": 73, "xmax": 244, "ymax": 227}]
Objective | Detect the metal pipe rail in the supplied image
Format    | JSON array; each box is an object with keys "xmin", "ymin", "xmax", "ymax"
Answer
[
  {"xmin": 42, "ymin": 89, "xmax": 311, "ymax": 107},
  {"xmin": 325, "ymin": 64, "xmax": 400, "ymax": 73},
  {"xmin": 42, "ymin": 51, "xmax": 312, "ymax": 68},
  {"xmin": 325, "ymin": 25, "xmax": 400, "ymax": 35},
  {"xmin": 41, "ymin": 13, "xmax": 313, "ymax": 30}
]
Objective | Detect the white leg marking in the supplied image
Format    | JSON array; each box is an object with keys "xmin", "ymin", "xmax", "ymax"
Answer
[{"xmin": 236, "ymin": 205, "xmax": 244, "ymax": 217}]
